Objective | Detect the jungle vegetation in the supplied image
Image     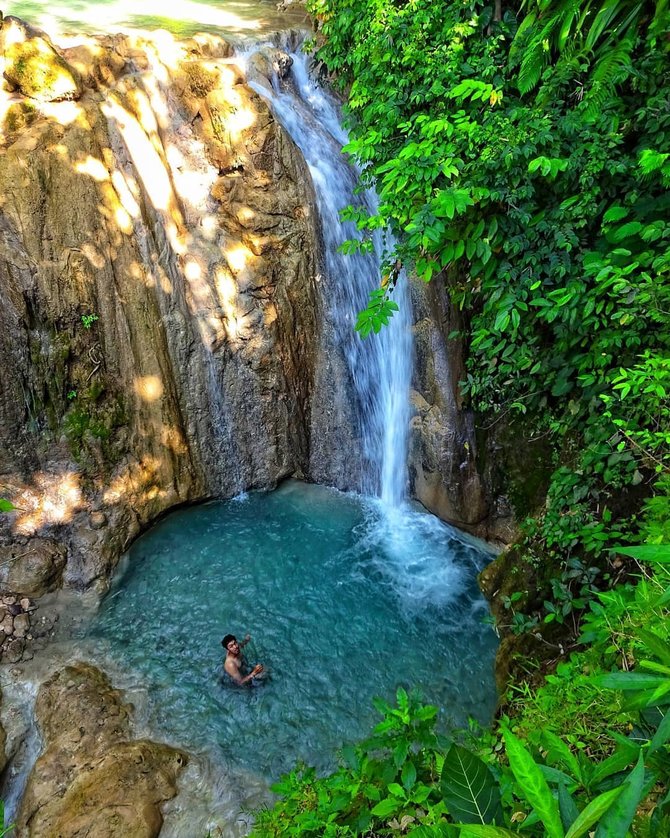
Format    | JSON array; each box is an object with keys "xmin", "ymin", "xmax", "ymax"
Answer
[{"xmin": 251, "ymin": 0, "xmax": 670, "ymax": 834}]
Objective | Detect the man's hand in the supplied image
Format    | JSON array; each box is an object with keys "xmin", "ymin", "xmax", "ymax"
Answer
[{"xmin": 252, "ymin": 664, "xmax": 263, "ymax": 676}]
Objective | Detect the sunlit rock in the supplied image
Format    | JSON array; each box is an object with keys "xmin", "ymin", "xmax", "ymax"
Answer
[
  {"xmin": 0, "ymin": 27, "xmax": 319, "ymax": 595},
  {"xmin": 16, "ymin": 663, "xmax": 187, "ymax": 837},
  {"xmin": 1, "ymin": 16, "xmax": 82, "ymax": 102}
]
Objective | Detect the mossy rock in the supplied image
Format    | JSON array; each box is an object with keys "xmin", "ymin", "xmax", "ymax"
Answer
[
  {"xmin": 180, "ymin": 60, "xmax": 220, "ymax": 99},
  {"xmin": 2, "ymin": 100, "xmax": 37, "ymax": 136},
  {"xmin": 4, "ymin": 31, "xmax": 82, "ymax": 102}
]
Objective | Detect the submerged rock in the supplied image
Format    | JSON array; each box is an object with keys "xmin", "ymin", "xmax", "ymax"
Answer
[{"xmin": 16, "ymin": 662, "xmax": 187, "ymax": 837}]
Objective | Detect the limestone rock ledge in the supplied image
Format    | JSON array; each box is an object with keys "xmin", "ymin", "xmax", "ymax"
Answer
[{"xmin": 16, "ymin": 662, "xmax": 187, "ymax": 837}]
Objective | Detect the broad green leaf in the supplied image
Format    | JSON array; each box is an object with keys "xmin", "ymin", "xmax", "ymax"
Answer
[
  {"xmin": 592, "ymin": 672, "xmax": 669, "ymax": 690},
  {"xmin": 541, "ymin": 731, "xmax": 582, "ymax": 782},
  {"xmin": 558, "ymin": 781, "xmax": 579, "ymax": 831},
  {"xmin": 624, "ymin": 681, "xmax": 670, "ymax": 710},
  {"xmin": 649, "ymin": 709, "xmax": 670, "ymax": 753},
  {"xmin": 638, "ymin": 629, "xmax": 670, "ymax": 666},
  {"xmin": 594, "ymin": 753, "xmax": 646, "ymax": 837},
  {"xmin": 502, "ymin": 727, "xmax": 564, "ymax": 838},
  {"xmin": 410, "ymin": 825, "xmax": 459, "ymax": 838},
  {"xmin": 393, "ymin": 740, "xmax": 409, "ymax": 768},
  {"xmin": 371, "ymin": 796, "xmax": 401, "ymax": 818},
  {"xmin": 612, "ymin": 544, "xmax": 670, "ymax": 563},
  {"xmin": 589, "ymin": 742, "xmax": 639, "ymax": 786},
  {"xmin": 603, "ymin": 206, "xmax": 628, "ymax": 223},
  {"xmin": 540, "ymin": 765, "xmax": 577, "ymax": 787},
  {"xmin": 565, "ymin": 786, "xmax": 624, "ymax": 837},
  {"xmin": 455, "ymin": 827, "xmax": 517, "ymax": 837},
  {"xmin": 402, "ymin": 760, "xmax": 417, "ymax": 791},
  {"xmin": 0, "ymin": 499, "xmax": 15, "ymax": 512},
  {"xmin": 441, "ymin": 743, "xmax": 501, "ymax": 824}
]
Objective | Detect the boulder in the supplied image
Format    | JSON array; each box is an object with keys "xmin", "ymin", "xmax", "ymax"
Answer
[
  {"xmin": 1, "ymin": 16, "xmax": 82, "ymax": 101},
  {"xmin": 0, "ymin": 539, "xmax": 67, "ymax": 597},
  {"xmin": 17, "ymin": 663, "xmax": 187, "ymax": 837}
]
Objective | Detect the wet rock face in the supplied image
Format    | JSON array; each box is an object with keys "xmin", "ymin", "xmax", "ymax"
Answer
[
  {"xmin": 408, "ymin": 277, "xmax": 489, "ymax": 530},
  {"xmin": 17, "ymin": 663, "xmax": 187, "ymax": 837},
  {"xmin": 0, "ymin": 25, "xmax": 320, "ymax": 591}
]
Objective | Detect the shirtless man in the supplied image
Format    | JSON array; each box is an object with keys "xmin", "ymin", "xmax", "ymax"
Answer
[{"xmin": 222, "ymin": 633, "xmax": 264, "ymax": 686}]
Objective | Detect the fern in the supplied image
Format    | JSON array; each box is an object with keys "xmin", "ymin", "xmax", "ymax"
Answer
[
  {"xmin": 592, "ymin": 37, "xmax": 634, "ymax": 84},
  {"xmin": 513, "ymin": 0, "xmax": 658, "ymax": 97}
]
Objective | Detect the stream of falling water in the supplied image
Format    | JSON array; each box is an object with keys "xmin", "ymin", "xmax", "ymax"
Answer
[{"xmin": 248, "ymin": 50, "xmax": 414, "ymax": 507}]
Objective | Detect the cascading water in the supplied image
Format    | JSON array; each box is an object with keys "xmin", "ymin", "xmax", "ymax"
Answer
[{"xmin": 248, "ymin": 50, "xmax": 413, "ymax": 507}]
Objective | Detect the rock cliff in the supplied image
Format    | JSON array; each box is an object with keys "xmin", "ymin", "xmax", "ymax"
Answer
[{"xmin": 0, "ymin": 24, "xmax": 320, "ymax": 596}]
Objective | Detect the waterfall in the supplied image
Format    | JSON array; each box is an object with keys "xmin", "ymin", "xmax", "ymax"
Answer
[{"xmin": 248, "ymin": 50, "xmax": 414, "ymax": 508}]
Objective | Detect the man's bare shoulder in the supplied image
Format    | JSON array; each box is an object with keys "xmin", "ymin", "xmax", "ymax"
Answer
[{"xmin": 224, "ymin": 656, "xmax": 241, "ymax": 675}]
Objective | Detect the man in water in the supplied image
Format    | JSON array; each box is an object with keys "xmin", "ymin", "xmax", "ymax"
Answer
[{"xmin": 222, "ymin": 633, "xmax": 264, "ymax": 686}]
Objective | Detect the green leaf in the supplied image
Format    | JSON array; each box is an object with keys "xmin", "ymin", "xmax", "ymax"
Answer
[
  {"xmin": 393, "ymin": 740, "xmax": 409, "ymax": 768},
  {"xmin": 610, "ymin": 221, "xmax": 643, "ymax": 242},
  {"xmin": 455, "ymin": 827, "xmax": 517, "ymax": 837},
  {"xmin": 558, "ymin": 782, "xmax": 579, "ymax": 832},
  {"xmin": 0, "ymin": 499, "xmax": 15, "ymax": 512},
  {"xmin": 589, "ymin": 741, "xmax": 639, "ymax": 786},
  {"xmin": 371, "ymin": 797, "xmax": 401, "ymax": 818},
  {"xmin": 594, "ymin": 753, "xmax": 646, "ymax": 837},
  {"xmin": 592, "ymin": 672, "xmax": 669, "ymax": 690},
  {"xmin": 502, "ymin": 727, "xmax": 564, "ymax": 838},
  {"xmin": 541, "ymin": 731, "xmax": 582, "ymax": 783},
  {"xmin": 441, "ymin": 743, "xmax": 501, "ymax": 824},
  {"xmin": 603, "ymin": 206, "xmax": 628, "ymax": 223},
  {"xmin": 402, "ymin": 760, "xmax": 417, "ymax": 791},
  {"xmin": 612, "ymin": 544, "xmax": 670, "ymax": 563},
  {"xmin": 649, "ymin": 709, "xmax": 670, "ymax": 754},
  {"xmin": 565, "ymin": 786, "xmax": 624, "ymax": 837}
]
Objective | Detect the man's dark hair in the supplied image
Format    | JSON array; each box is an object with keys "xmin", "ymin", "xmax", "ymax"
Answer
[{"xmin": 222, "ymin": 634, "xmax": 237, "ymax": 649}]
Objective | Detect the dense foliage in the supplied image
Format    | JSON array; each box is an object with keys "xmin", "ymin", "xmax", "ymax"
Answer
[
  {"xmin": 308, "ymin": 0, "xmax": 670, "ymax": 562},
  {"xmin": 250, "ymin": 1, "xmax": 670, "ymax": 836}
]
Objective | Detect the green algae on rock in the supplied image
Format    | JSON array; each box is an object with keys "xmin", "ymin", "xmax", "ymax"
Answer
[{"xmin": 1, "ymin": 16, "xmax": 82, "ymax": 102}]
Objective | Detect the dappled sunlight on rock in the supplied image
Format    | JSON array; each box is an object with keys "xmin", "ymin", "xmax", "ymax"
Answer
[
  {"xmin": 39, "ymin": 100, "xmax": 84, "ymax": 126},
  {"xmin": 133, "ymin": 375, "xmax": 164, "ymax": 402},
  {"xmin": 74, "ymin": 154, "xmax": 109, "ymax": 182},
  {"xmin": 80, "ymin": 242, "xmax": 106, "ymax": 269},
  {"xmin": 102, "ymin": 92, "xmax": 185, "ymax": 253},
  {"xmin": 0, "ymin": 17, "xmax": 320, "ymax": 598},
  {"xmin": 225, "ymin": 242, "xmax": 254, "ymax": 274},
  {"xmin": 102, "ymin": 455, "xmax": 162, "ymax": 505},
  {"xmin": 110, "ymin": 168, "xmax": 141, "ymax": 221},
  {"xmin": 160, "ymin": 425, "xmax": 188, "ymax": 455},
  {"xmin": 102, "ymin": 94, "xmax": 170, "ymax": 210},
  {"xmin": 214, "ymin": 265, "xmax": 242, "ymax": 344},
  {"xmin": 13, "ymin": 472, "xmax": 84, "ymax": 536}
]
